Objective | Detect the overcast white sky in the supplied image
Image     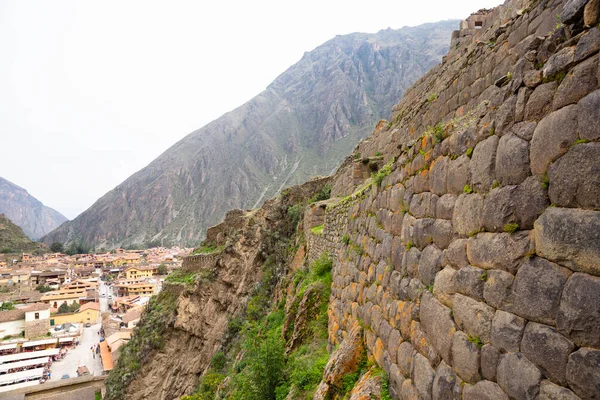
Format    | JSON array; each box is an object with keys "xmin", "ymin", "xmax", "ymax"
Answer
[{"xmin": 0, "ymin": 0, "xmax": 501, "ymax": 219}]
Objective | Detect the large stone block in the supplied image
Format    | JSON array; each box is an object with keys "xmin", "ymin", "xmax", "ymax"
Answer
[
  {"xmin": 483, "ymin": 270, "xmax": 514, "ymax": 310},
  {"xmin": 481, "ymin": 344, "xmax": 500, "ymax": 382},
  {"xmin": 543, "ymin": 47, "xmax": 576, "ymax": 79},
  {"xmin": 534, "ymin": 207, "xmax": 600, "ymax": 276},
  {"xmin": 455, "ymin": 265, "xmax": 485, "ymax": 301},
  {"xmin": 446, "ymin": 239, "xmax": 469, "ymax": 269},
  {"xmin": 495, "ymin": 133, "xmax": 530, "ymax": 186},
  {"xmin": 557, "ymin": 273, "xmax": 600, "ymax": 348},
  {"xmin": 432, "ymin": 361, "xmax": 462, "ymax": 400},
  {"xmin": 418, "ymin": 245, "xmax": 443, "ymax": 287},
  {"xmin": 496, "ymin": 353, "xmax": 542, "ymax": 400},
  {"xmin": 453, "ymin": 294, "xmax": 495, "ymax": 343},
  {"xmin": 410, "ymin": 321, "xmax": 440, "ymax": 365},
  {"xmin": 566, "ymin": 348, "xmax": 600, "ymax": 399},
  {"xmin": 452, "ymin": 331, "xmax": 482, "ymax": 384},
  {"xmin": 548, "ymin": 143, "xmax": 600, "ymax": 210},
  {"xmin": 525, "ymin": 81, "xmax": 557, "ymax": 121},
  {"xmin": 539, "ymin": 380, "xmax": 581, "ymax": 400},
  {"xmin": 447, "ymin": 155, "xmax": 471, "ymax": 196},
  {"xmin": 453, "ymin": 194, "xmax": 484, "ymax": 236},
  {"xmin": 412, "ymin": 352, "xmax": 436, "ymax": 400},
  {"xmin": 420, "ymin": 291, "xmax": 456, "ymax": 365},
  {"xmin": 433, "ymin": 266, "xmax": 457, "ymax": 308},
  {"xmin": 521, "ymin": 322, "xmax": 575, "ymax": 386},
  {"xmin": 430, "ymin": 156, "xmax": 449, "ymax": 196},
  {"xmin": 388, "ymin": 363, "xmax": 405, "ymax": 399},
  {"xmin": 553, "ymin": 56, "xmax": 598, "ymax": 110},
  {"xmin": 470, "ymin": 135, "xmax": 499, "ymax": 192},
  {"xmin": 466, "ymin": 232, "xmax": 533, "ymax": 274},
  {"xmin": 436, "ymin": 194, "xmax": 456, "ymax": 220},
  {"xmin": 410, "ymin": 192, "xmax": 439, "ymax": 219},
  {"xmin": 463, "ymin": 381, "xmax": 509, "ymax": 400},
  {"xmin": 431, "ymin": 219, "xmax": 453, "ymax": 250},
  {"xmin": 401, "ymin": 379, "xmax": 420, "ymax": 400},
  {"xmin": 397, "ymin": 341, "xmax": 415, "ymax": 378},
  {"xmin": 578, "ymin": 89, "xmax": 600, "ymax": 141},
  {"xmin": 510, "ymin": 257, "xmax": 572, "ymax": 325},
  {"xmin": 491, "ymin": 310, "xmax": 526, "ymax": 353},
  {"xmin": 562, "ymin": 0, "xmax": 589, "ymax": 24},
  {"xmin": 530, "ymin": 104, "xmax": 579, "ymax": 176}
]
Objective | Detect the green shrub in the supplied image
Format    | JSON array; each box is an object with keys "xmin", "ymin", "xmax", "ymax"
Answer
[
  {"xmin": 371, "ymin": 161, "xmax": 393, "ymax": 188},
  {"xmin": 310, "ymin": 184, "xmax": 332, "ymax": 204},
  {"xmin": 310, "ymin": 224, "xmax": 324, "ymax": 235},
  {"xmin": 504, "ymin": 223, "xmax": 519, "ymax": 233},
  {"xmin": 466, "ymin": 148, "xmax": 473, "ymax": 158},
  {"xmin": 467, "ymin": 335, "xmax": 484, "ymax": 349},
  {"xmin": 341, "ymin": 234, "xmax": 350, "ymax": 245},
  {"xmin": 463, "ymin": 185, "xmax": 473, "ymax": 194}
]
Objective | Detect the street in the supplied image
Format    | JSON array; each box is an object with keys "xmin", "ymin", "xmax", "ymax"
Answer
[{"xmin": 49, "ymin": 323, "xmax": 104, "ymax": 380}]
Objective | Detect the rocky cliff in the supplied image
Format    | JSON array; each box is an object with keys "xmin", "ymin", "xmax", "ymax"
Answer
[
  {"xmin": 0, "ymin": 214, "xmax": 47, "ymax": 254},
  {"xmin": 0, "ymin": 177, "xmax": 68, "ymax": 240},
  {"xmin": 41, "ymin": 21, "xmax": 456, "ymax": 250},
  {"xmin": 106, "ymin": 0, "xmax": 600, "ymax": 399}
]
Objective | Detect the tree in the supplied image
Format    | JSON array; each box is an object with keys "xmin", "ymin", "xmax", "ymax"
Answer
[
  {"xmin": 1, "ymin": 302, "xmax": 14, "ymax": 311},
  {"xmin": 36, "ymin": 284, "xmax": 53, "ymax": 293},
  {"xmin": 50, "ymin": 242, "xmax": 64, "ymax": 253},
  {"xmin": 157, "ymin": 263, "xmax": 168, "ymax": 275},
  {"xmin": 57, "ymin": 302, "xmax": 80, "ymax": 314}
]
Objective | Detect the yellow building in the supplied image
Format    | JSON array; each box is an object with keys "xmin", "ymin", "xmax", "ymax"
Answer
[
  {"xmin": 124, "ymin": 266, "xmax": 155, "ymax": 280},
  {"xmin": 50, "ymin": 302, "xmax": 100, "ymax": 326},
  {"xmin": 40, "ymin": 288, "xmax": 85, "ymax": 310},
  {"xmin": 115, "ymin": 282, "xmax": 156, "ymax": 297}
]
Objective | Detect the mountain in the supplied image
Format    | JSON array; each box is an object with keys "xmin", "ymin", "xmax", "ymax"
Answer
[
  {"xmin": 0, "ymin": 214, "xmax": 46, "ymax": 254},
  {"xmin": 42, "ymin": 20, "xmax": 457, "ymax": 249},
  {"xmin": 0, "ymin": 177, "xmax": 68, "ymax": 240}
]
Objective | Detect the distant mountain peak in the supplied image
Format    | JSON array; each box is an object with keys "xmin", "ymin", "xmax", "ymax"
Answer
[{"xmin": 0, "ymin": 177, "xmax": 68, "ymax": 240}]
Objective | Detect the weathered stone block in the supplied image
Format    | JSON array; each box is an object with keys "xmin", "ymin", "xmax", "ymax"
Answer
[
  {"xmin": 510, "ymin": 257, "xmax": 572, "ymax": 326},
  {"xmin": 447, "ymin": 155, "xmax": 471, "ymax": 196},
  {"xmin": 433, "ymin": 266, "xmax": 456, "ymax": 308},
  {"xmin": 525, "ymin": 81, "xmax": 557, "ymax": 121},
  {"xmin": 553, "ymin": 55, "xmax": 598, "ymax": 110},
  {"xmin": 497, "ymin": 353, "xmax": 542, "ymax": 400},
  {"xmin": 397, "ymin": 341, "xmax": 415, "ymax": 378},
  {"xmin": 401, "ymin": 379, "xmax": 420, "ymax": 400},
  {"xmin": 388, "ymin": 363, "xmax": 405, "ymax": 399},
  {"xmin": 466, "ymin": 232, "xmax": 532, "ymax": 274},
  {"xmin": 481, "ymin": 186, "xmax": 519, "ymax": 232},
  {"xmin": 483, "ymin": 270, "xmax": 514, "ymax": 310},
  {"xmin": 418, "ymin": 245, "xmax": 443, "ymax": 287},
  {"xmin": 431, "ymin": 219, "xmax": 453, "ymax": 250},
  {"xmin": 566, "ymin": 348, "xmax": 600, "ymax": 400},
  {"xmin": 432, "ymin": 361, "xmax": 463, "ymax": 400},
  {"xmin": 453, "ymin": 294, "xmax": 495, "ymax": 343},
  {"xmin": 463, "ymin": 381, "xmax": 509, "ymax": 400},
  {"xmin": 534, "ymin": 207, "xmax": 600, "ymax": 276},
  {"xmin": 481, "ymin": 344, "xmax": 500, "ymax": 382},
  {"xmin": 453, "ymin": 194, "xmax": 484, "ymax": 236},
  {"xmin": 430, "ymin": 157, "xmax": 449, "ymax": 196},
  {"xmin": 470, "ymin": 135, "xmax": 498, "ymax": 192},
  {"xmin": 452, "ymin": 331, "xmax": 481, "ymax": 384},
  {"xmin": 436, "ymin": 194, "xmax": 456, "ymax": 221},
  {"xmin": 543, "ymin": 46, "xmax": 576, "ymax": 79},
  {"xmin": 557, "ymin": 272, "xmax": 600, "ymax": 348},
  {"xmin": 491, "ymin": 310, "xmax": 526, "ymax": 353},
  {"xmin": 562, "ymin": 0, "xmax": 589, "ymax": 24},
  {"xmin": 576, "ymin": 28, "xmax": 600, "ymax": 62},
  {"xmin": 410, "ymin": 192, "xmax": 439, "ymax": 219},
  {"xmin": 514, "ymin": 176, "xmax": 549, "ymax": 229},
  {"xmin": 446, "ymin": 239, "xmax": 469, "ymax": 269},
  {"xmin": 387, "ymin": 328, "xmax": 403, "ymax": 365},
  {"xmin": 521, "ymin": 322, "xmax": 575, "ymax": 385},
  {"xmin": 511, "ymin": 121, "xmax": 536, "ymax": 141},
  {"xmin": 539, "ymin": 380, "xmax": 581, "ymax": 400},
  {"xmin": 410, "ymin": 321, "xmax": 440, "ymax": 365},
  {"xmin": 578, "ymin": 90, "xmax": 600, "ymax": 141},
  {"xmin": 530, "ymin": 104, "xmax": 579, "ymax": 176},
  {"xmin": 420, "ymin": 291, "xmax": 456, "ymax": 365},
  {"xmin": 496, "ymin": 133, "xmax": 530, "ymax": 186},
  {"xmin": 412, "ymin": 352, "xmax": 436, "ymax": 400},
  {"xmin": 585, "ymin": 0, "xmax": 600, "ymax": 25},
  {"xmin": 549, "ymin": 143, "xmax": 600, "ymax": 210},
  {"xmin": 455, "ymin": 265, "xmax": 486, "ymax": 301}
]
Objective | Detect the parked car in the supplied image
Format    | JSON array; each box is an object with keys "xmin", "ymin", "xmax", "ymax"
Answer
[
  {"xmin": 61, "ymin": 374, "xmax": 70, "ymax": 379},
  {"xmin": 85, "ymin": 322, "xmax": 91, "ymax": 328}
]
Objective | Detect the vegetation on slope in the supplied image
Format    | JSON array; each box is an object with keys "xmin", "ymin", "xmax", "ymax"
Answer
[
  {"xmin": 0, "ymin": 214, "xmax": 47, "ymax": 254},
  {"xmin": 181, "ymin": 253, "xmax": 333, "ymax": 400}
]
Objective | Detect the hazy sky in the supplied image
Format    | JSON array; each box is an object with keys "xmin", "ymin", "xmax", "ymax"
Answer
[{"xmin": 0, "ymin": 0, "xmax": 501, "ymax": 219}]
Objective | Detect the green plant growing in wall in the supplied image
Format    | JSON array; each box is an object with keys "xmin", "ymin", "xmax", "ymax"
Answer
[
  {"xmin": 310, "ymin": 225, "xmax": 324, "ymax": 235},
  {"xmin": 504, "ymin": 223, "xmax": 519, "ymax": 233},
  {"xmin": 341, "ymin": 234, "xmax": 350, "ymax": 245},
  {"xmin": 466, "ymin": 148, "xmax": 473, "ymax": 158},
  {"xmin": 467, "ymin": 335, "xmax": 484, "ymax": 349},
  {"xmin": 405, "ymin": 241, "xmax": 414, "ymax": 250},
  {"xmin": 427, "ymin": 93, "xmax": 438, "ymax": 103},
  {"xmin": 371, "ymin": 160, "xmax": 393, "ymax": 188},
  {"xmin": 463, "ymin": 184, "xmax": 474, "ymax": 194}
]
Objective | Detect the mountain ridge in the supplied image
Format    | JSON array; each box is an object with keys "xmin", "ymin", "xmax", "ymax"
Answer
[
  {"xmin": 42, "ymin": 20, "xmax": 458, "ymax": 250},
  {"xmin": 0, "ymin": 177, "xmax": 68, "ymax": 240}
]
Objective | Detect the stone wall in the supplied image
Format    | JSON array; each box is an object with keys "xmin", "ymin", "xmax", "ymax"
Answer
[
  {"xmin": 308, "ymin": 0, "xmax": 600, "ymax": 398},
  {"xmin": 182, "ymin": 253, "xmax": 219, "ymax": 271},
  {"xmin": 25, "ymin": 319, "xmax": 49, "ymax": 339}
]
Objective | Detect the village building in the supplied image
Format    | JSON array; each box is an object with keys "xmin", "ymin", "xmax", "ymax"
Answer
[
  {"xmin": 0, "ymin": 303, "xmax": 50, "ymax": 338},
  {"xmin": 124, "ymin": 265, "xmax": 156, "ymax": 280},
  {"xmin": 50, "ymin": 302, "xmax": 100, "ymax": 326}
]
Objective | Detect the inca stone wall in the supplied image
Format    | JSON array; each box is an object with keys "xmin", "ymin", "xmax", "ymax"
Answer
[{"xmin": 307, "ymin": 0, "xmax": 600, "ymax": 398}]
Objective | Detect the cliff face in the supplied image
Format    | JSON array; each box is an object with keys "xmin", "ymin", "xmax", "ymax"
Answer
[
  {"xmin": 0, "ymin": 177, "xmax": 68, "ymax": 240},
  {"xmin": 107, "ymin": 0, "xmax": 600, "ymax": 399},
  {"xmin": 0, "ymin": 214, "xmax": 47, "ymax": 253},
  {"xmin": 41, "ymin": 22, "xmax": 456, "ymax": 250}
]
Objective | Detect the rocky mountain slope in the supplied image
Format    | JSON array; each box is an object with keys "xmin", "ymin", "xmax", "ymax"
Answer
[
  {"xmin": 0, "ymin": 177, "xmax": 68, "ymax": 240},
  {"xmin": 0, "ymin": 214, "xmax": 47, "ymax": 254},
  {"xmin": 42, "ymin": 21, "xmax": 457, "ymax": 250},
  {"xmin": 106, "ymin": 0, "xmax": 600, "ymax": 399}
]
